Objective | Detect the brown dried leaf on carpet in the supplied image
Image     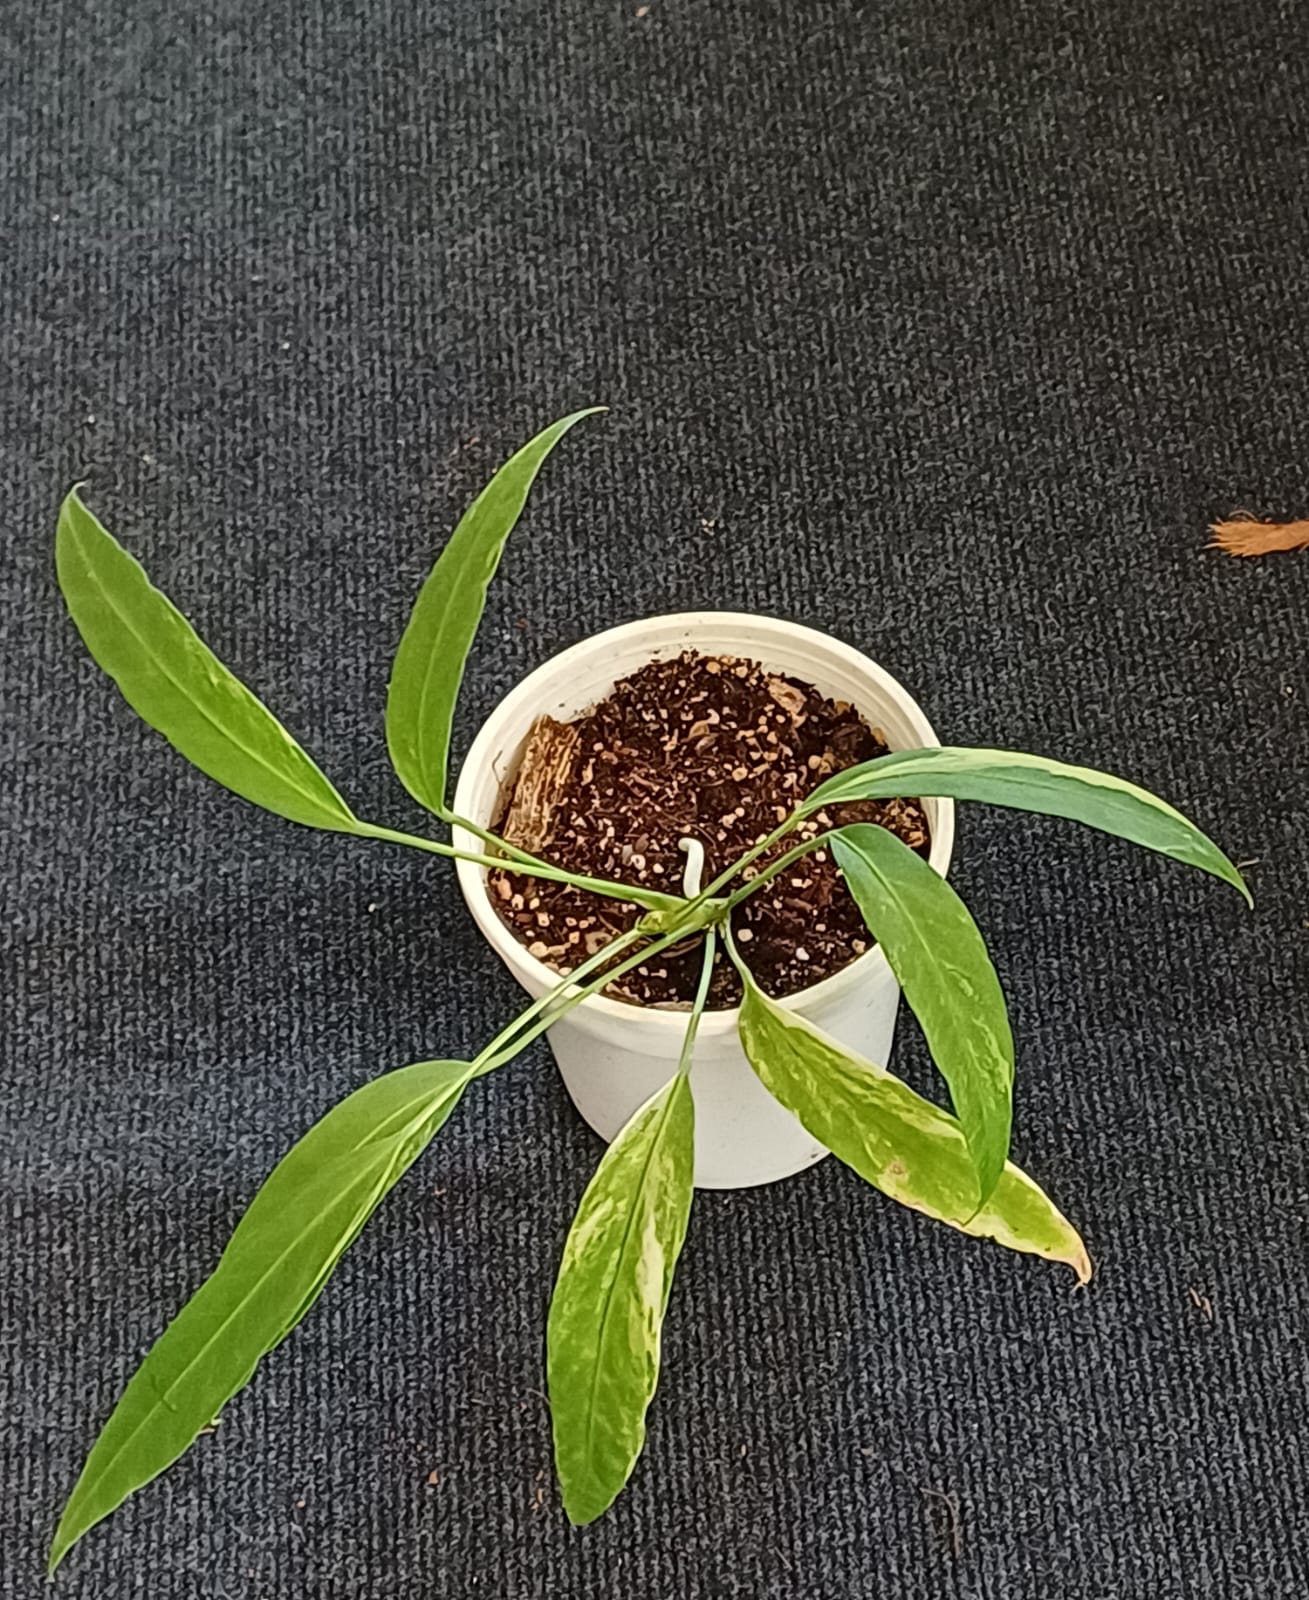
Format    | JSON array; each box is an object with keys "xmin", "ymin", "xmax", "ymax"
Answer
[{"xmin": 1208, "ymin": 515, "xmax": 1309, "ymax": 557}]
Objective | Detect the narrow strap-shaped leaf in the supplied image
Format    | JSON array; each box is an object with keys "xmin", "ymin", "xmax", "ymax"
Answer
[
  {"xmin": 49, "ymin": 1058, "xmax": 476, "ymax": 1573},
  {"xmin": 56, "ymin": 490, "xmax": 359, "ymax": 832},
  {"xmin": 831, "ymin": 823, "xmax": 1014, "ymax": 1206},
  {"xmin": 386, "ymin": 408, "xmax": 604, "ymax": 817},
  {"xmin": 734, "ymin": 967, "xmax": 1090, "ymax": 1282},
  {"xmin": 547, "ymin": 1073, "xmax": 695, "ymax": 1524},
  {"xmin": 806, "ymin": 746, "xmax": 1250, "ymax": 905}
]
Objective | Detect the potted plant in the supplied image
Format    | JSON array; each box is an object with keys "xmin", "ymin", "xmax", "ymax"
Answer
[
  {"xmin": 48, "ymin": 409, "xmax": 1248, "ymax": 1569},
  {"xmin": 452, "ymin": 608, "xmax": 958, "ymax": 1189}
]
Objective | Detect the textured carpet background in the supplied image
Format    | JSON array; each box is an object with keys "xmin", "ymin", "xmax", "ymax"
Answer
[{"xmin": 3, "ymin": 1, "xmax": 1308, "ymax": 1595}]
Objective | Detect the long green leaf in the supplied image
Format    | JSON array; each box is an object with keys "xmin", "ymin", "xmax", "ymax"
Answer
[
  {"xmin": 56, "ymin": 489, "xmax": 359, "ymax": 832},
  {"xmin": 49, "ymin": 1058, "xmax": 476, "ymax": 1573},
  {"xmin": 807, "ymin": 746, "xmax": 1250, "ymax": 905},
  {"xmin": 547, "ymin": 1074, "xmax": 695, "ymax": 1524},
  {"xmin": 386, "ymin": 408, "xmax": 605, "ymax": 817},
  {"xmin": 831, "ymin": 823, "xmax": 1014, "ymax": 1206},
  {"xmin": 734, "ymin": 965, "xmax": 1090, "ymax": 1282}
]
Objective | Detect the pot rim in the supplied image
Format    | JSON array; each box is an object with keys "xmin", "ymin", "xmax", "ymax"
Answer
[{"xmin": 452, "ymin": 611, "xmax": 955, "ymax": 1037}]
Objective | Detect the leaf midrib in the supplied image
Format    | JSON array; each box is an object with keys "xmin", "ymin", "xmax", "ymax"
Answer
[
  {"xmin": 828, "ymin": 750, "xmax": 1186, "ymax": 823},
  {"xmin": 577, "ymin": 1085, "xmax": 680, "ymax": 1483},
  {"xmin": 854, "ymin": 839, "xmax": 1008, "ymax": 1066}
]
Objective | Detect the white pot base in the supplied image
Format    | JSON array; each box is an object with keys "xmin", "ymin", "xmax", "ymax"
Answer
[{"xmin": 550, "ymin": 1035, "xmax": 833, "ymax": 1190}]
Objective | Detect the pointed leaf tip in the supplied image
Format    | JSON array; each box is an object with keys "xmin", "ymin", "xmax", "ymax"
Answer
[
  {"xmin": 386, "ymin": 408, "xmax": 606, "ymax": 818},
  {"xmin": 730, "ymin": 957, "xmax": 1090, "ymax": 1282},
  {"xmin": 55, "ymin": 490, "xmax": 358, "ymax": 833},
  {"xmin": 48, "ymin": 1058, "xmax": 475, "ymax": 1568},
  {"xmin": 547, "ymin": 1074, "xmax": 694, "ymax": 1525},
  {"xmin": 809, "ymin": 747, "xmax": 1249, "ymax": 906}
]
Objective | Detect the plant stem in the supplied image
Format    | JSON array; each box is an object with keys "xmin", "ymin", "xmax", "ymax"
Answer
[
  {"xmin": 721, "ymin": 830, "xmax": 835, "ymax": 912},
  {"xmin": 353, "ymin": 820, "xmax": 684, "ymax": 913},
  {"xmin": 678, "ymin": 808, "xmax": 808, "ymax": 919},
  {"xmin": 444, "ymin": 809, "xmax": 564, "ymax": 874},
  {"xmin": 470, "ymin": 822, "xmax": 848, "ymax": 1077},
  {"xmin": 448, "ymin": 807, "xmax": 693, "ymax": 915},
  {"xmin": 474, "ymin": 924, "xmax": 704, "ymax": 1076},
  {"xmin": 721, "ymin": 917, "xmax": 745, "ymax": 974},
  {"xmin": 475, "ymin": 927, "xmax": 644, "ymax": 1068},
  {"xmin": 675, "ymin": 928, "xmax": 717, "ymax": 1075}
]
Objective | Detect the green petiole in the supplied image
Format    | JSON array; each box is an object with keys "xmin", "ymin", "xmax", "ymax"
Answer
[
  {"xmin": 721, "ymin": 829, "xmax": 835, "ymax": 913},
  {"xmin": 353, "ymin": 819, "xmax": 685, "ymax": 913},
  {"xmin": 675, "ymin": 928, "xmax": 718, "ymax": 1074},
  {"xmin": 475, "ymin": 923, "xmax": 709, "ymax": 1075},
  {"xmin": 444, "ymin": 808, "xmax": 578, "ymax": 876},
  {"xmin": 672, "ymin": 808, "xmax": 809, "ymax": 922},
  {"xmin": 474, "ymin": 927, "xmax": 644, "ymax": 1071}
]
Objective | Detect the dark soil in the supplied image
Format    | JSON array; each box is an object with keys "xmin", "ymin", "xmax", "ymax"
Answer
[{"xmin": 488, "ymin": 649, "xmax": 929, "ymax": 1008}]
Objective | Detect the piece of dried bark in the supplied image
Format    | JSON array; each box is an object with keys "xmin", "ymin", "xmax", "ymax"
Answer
[
  {"xmin": 499, "ymin": 715, "xmax": 580, "ymax": 853},
  {"xmin": 766, "ymin": 676, "xmax": 807, "ymax": 719},
  {"xmin": 1209, "ymin": 516, "xmax": 1309, "ymax": 558}
]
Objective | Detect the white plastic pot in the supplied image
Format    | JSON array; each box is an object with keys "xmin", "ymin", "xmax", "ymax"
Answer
[{"xmin": 453, "ymin": 613, "xmax": 954, "ymax": 1190}]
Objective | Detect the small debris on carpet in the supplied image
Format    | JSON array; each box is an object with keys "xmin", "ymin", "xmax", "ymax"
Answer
[
  {"xmin": 918, "ymin": 1482, "xmax": 964, "ymax": 1559},
  {"xmin": 1188, "ymin": 1285, "xmax": 1215, "ymax": 1323},
  {"xmin": 1209, "ymin": 515, "xmax": 1309, "ymax": 557}
]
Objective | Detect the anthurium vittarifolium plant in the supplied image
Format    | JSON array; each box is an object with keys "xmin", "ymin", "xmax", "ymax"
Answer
[{"xmin": 49, "ymin": 410, "xmax": 1250, "ymax": 1570}]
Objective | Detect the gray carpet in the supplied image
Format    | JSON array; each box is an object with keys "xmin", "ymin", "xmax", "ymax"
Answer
[{"xmin": 4, "ymin": 1, "xmax": 1308, "ymax": 1595}]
